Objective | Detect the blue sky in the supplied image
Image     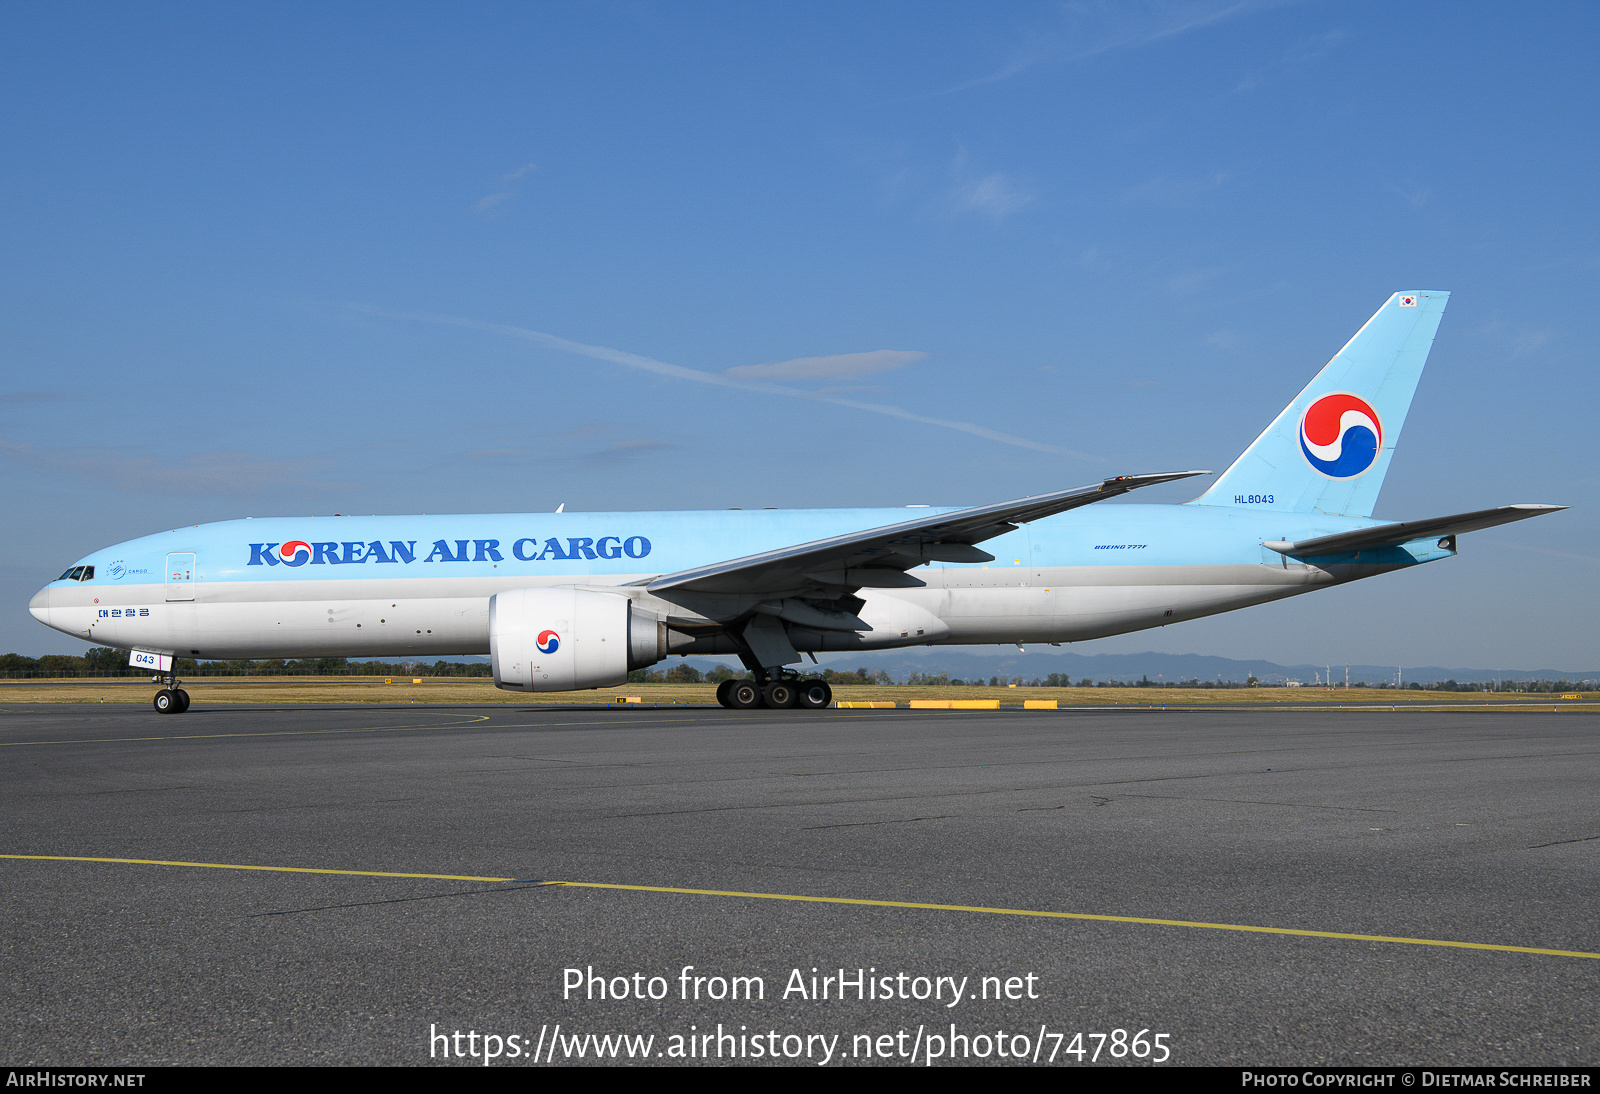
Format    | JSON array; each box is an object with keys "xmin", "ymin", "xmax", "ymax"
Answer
[{"xmin": 3, "ymin": 1, "xmax": 1596, "ymax": 668}]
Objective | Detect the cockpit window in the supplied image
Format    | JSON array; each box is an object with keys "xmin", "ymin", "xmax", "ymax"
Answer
[
  {"xmin": 56, "ymin": 566, "xmax": 90, "ymax": 582},
  {"xmin": 80, "ymin": 566, "xmax": 94, "ymax": 580}
]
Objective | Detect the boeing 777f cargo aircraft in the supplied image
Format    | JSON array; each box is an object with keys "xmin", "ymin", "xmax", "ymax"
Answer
[{"xmin": 30, "ymin": 292, "xmax": 1566, "ymax": 712}]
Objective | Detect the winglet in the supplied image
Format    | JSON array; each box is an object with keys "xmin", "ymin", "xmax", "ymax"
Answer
[{"xmin": 1098, "ymin": 470, "xmax": 1211, "ymax": 496}]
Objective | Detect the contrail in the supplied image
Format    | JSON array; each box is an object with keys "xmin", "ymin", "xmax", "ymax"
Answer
[{"xmin": 353, "ymin": 305, "xmax": 1105, "ymax": 462}]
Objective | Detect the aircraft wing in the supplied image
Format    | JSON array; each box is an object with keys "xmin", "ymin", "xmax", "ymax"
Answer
[
  {"xmin": 647, "ymin": 471, "xmax": 1209, "ymax": 597},
  {"xmin": 1263, "ymin": 504, "xmax": 1568, "ymax": 556}
]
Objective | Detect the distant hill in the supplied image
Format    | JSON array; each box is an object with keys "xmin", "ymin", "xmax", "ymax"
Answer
[{"xmin": 673, "ymin": 648, "xmax": 1596, "ymax": 687}]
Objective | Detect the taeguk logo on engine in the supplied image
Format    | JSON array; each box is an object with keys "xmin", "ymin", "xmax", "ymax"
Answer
[
  {"xmin": 536, "ymin": 630, "xmax": 560, "ymax": 654},
  {"xmin": 1299, "ymin": 393, "xmax": 1382, "ymax": 479}
]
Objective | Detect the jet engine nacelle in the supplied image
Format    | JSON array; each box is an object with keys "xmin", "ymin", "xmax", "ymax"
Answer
[{"xmin": 490, "ymin": 587, "xmax": 665, "ymax": 692}]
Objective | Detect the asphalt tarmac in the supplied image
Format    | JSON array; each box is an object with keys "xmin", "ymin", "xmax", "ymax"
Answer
[{"xmin": 2, "ymin": 701, "xmax": 1595, "ymax": 1067}]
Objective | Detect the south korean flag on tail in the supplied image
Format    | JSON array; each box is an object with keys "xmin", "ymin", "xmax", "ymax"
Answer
[{"xmin": 1399, "ymin": 295, "xmax": 1417, "ymax": 307}]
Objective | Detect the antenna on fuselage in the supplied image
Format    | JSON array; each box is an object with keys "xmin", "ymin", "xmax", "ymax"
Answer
[{"xmin": 555, "ymin": 503, "xmax": 564, "ymax": 513}]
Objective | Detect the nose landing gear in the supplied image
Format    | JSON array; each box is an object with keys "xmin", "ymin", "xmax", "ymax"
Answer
[{"xmin": 153, "ymin": 672, "xmax": 190, "ymax": 714}]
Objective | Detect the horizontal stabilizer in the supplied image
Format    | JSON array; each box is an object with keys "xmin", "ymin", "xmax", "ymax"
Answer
[{"xmin": 1263, "ymin": 504, "xmax": 1567, "ymax": 556}]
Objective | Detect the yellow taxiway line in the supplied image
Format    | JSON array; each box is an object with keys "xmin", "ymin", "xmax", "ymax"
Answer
[
  {"xmin": 4, "ymin": 853, "xmax": 1595, "ymax": 960},
  {"xmin": 1, "ymin": 853, "xmax": 517, "ymax": 883}
]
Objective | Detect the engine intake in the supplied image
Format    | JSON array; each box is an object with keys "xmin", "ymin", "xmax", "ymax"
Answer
[{"xmin": 490, "ymin": 587, "xmax": 665, "ymax": 692}]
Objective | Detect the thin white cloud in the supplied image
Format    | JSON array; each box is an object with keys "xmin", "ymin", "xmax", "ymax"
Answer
[
  {"xmin": 1168, "ymin": 266, "xmax": 1229, "ymax": 297},
  {"xmin": 465, "ymin": 429, "xmax": 672, "ymax": 466},
  {"xmin": 354, "ymin": 306, "xmax": 1105, "ymax": 461},
  {"xmin": 1385, "ymin": 178, "xmax": 1432, "ymax": 210},
  {"xmin": 1126, "ymin": 171, "xmax": 1233, "ymax": 207},
  {"xmin": 1470, "ymin": 317, "xmax": 1554, "ymax": 359},
  {"xmin": 474, "ymin": 161, "xmax": 540, "ymax": 214},
  {"xmin": 944, "ymin": 0, "xmax": 1294, "ymax": 94},
  {"xmin": 948, "ymin": 172, "xmax": 1036, "ymax": 221},
  {"xmin": 1233, "ymin": 29, "xmax": 1346, "ymax": 93},
  {"xmin": 0, "ymin": 441, "xmax": 340, "ymax": 496},
  {"xmin": 1510, "ymin": 331, "xmax": 1551, "ymax": 357},
  {"xmin": 725, "ymin": 350, "xmax": 925, "ymax": 381},
  {"xmin": 937, "ymin": 150, "xmax": 1037, "ymax": 223},
  {"xmin": 864, "ymin": 146, "xmax": 1036, "ymax": 225},
  {"xmin": 582, "ymin": 439, "xmax": 675, "ymax": 466}
]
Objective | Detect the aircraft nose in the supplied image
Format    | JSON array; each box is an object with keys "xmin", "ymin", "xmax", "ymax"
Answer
[{"xmin": 28, "ymin": 586, "xmax": 50, "ymax": 627}]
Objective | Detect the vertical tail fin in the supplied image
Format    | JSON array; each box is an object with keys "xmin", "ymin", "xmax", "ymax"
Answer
[{"xmin": 1191, "ymin": 290, "xmax": 1449, "ymax": 517}]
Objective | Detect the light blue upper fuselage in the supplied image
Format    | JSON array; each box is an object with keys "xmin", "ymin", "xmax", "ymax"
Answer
[{"xmin": 46, "ymin": 501, "xmax": 1413, "ymax": 589}]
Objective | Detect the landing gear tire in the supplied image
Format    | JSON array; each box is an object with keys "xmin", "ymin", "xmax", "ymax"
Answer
[
  {"xmin": 174, "ymin": 689, "xmax": 191, "ymax": 713},
  {"xmin": 763, "ymin": 681, "xmax": 798, "ymax": 709},
  {"xmin": 153, "ymin": 689, "xmax": 176, "ymax": 714},
  {"xmin": 728, "ymin": 681, "xmax": 764, "ymax": 709},
  {"xmin": 796, "ymin": 680, "xmax": 832, "ymax": 709},
  {"xmin": 715, "ymin": 679, "xmax": 735, "ymax": 708}
]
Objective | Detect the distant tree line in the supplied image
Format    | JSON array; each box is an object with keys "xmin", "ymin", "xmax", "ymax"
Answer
[
  {"xmin": 905, "ymin": 671, "xmax": 1255, "ymax": 688},
  {"xmin": 1383, "ymin": 678, "xmax": 1592, "ymax": 693}
]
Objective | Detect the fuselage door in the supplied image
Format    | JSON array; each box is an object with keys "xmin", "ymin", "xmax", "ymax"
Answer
[{"xmin": 165, "ymin": 552, "xmax": 196, "ymax": 601}]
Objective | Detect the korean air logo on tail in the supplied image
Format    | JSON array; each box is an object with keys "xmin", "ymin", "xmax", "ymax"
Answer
[
  {"xmin": 278, "ymin": 540, "xmax": 313, "ymax": 567},
  {"xmin": 536, "ymin": 630, "xmax": 560, "ymax": 654},
  {"xmin": 1299, "ymin": 393, "xmax": 1383, "ymax": 479}
]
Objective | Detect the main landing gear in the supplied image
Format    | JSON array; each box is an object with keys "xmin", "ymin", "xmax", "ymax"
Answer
[
  {"xmin": 153, "ymin": 673, "xmax": 190, "ymax": 714},
  {"xmin": 715, "ymin": 674, "xmax": 832, "ymax": 710}
]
